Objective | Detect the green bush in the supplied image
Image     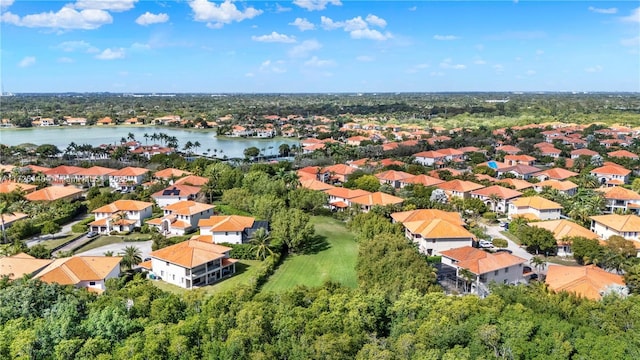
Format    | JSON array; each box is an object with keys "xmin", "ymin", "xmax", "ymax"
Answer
[
  {"xmin": 426, "ymin": 256, "xmax": 442, "ymax": 265},
  {"xmin": 492, "ymin": 238, "xmax": 508, "ymax": 248},
  {"xmin": 482, "ymin": 212, "xmax": 497, "ymax": 222},
  {"xmin": 71, "ymin": 216, "xmax": 95, "ymax": 233}
]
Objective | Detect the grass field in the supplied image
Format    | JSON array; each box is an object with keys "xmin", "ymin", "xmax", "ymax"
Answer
[
  {"xmin": 42, "ymin": 233, "xmax": 83, "ymax": 250},
  {"xmin": 74, "ymin": 234, "xmax": 153, "ymax": 253},
  {"xmin": 261, "ymin": 216, "xmax": 358, "ymax": 292},
  {"xmin": 152, "ymin": 260, "xmax": 262, "ymax": 295}
]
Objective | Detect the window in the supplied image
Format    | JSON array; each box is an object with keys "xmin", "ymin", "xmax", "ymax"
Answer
[
  {"xmin": 89, "ymin": 281, "xmax": 96, "ymax": 286},
  {"xmin": 166, "ymin": 262, "xmax": 170, "ymax": 266},
  {"xmin": 172, "ymin": 274, "xmax": 175, "ymax": 280},
  {"xmin": 504, "ymin": 267, "xmax": 509, "ymax": 273},
  {"xmin": 494, "ymin": 270, "xmax": 499, "ymax": 276},
  {"xmin": 161, "ymin": 270, "xmax": 164, "ymax": 277},
  {"xmin": 225, "ymin": 232, "xmax": 228, "ymax": 236}
]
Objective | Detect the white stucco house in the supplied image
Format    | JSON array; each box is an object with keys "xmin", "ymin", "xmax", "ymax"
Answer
[
  {"xmin": 508, "ymin": 196, "xmax": 563, "ymax": 221},
  {"xmin": 198, "ymin": 215, "xmax": 269, "ymax": 244},
  {"xmin": 35, "ymin": 256, "xmax": 122, "ymax": 293},
  {"xmin": 151, "ymin": 184, "xmax": 202, "ymax": 208},
  {"xmin": 89, "ymin": 200, "xmax": 153, "ymax": 234},
  {"xmin": 147, "ymin": 201, "xmax": 214, "ymax": 235}
]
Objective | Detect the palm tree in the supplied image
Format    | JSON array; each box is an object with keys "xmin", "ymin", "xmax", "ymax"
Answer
[
  {"xmin": 120, "ymin": 246, "xmax": 142, "ymax": 270},
  {"xmin": 529, "ymin": 256, "xmax": 546, "ymax": 280},
  {"xmin": 143, "ymin": 133, "xmax": 149, "ymax": 145},
  {"xmin": 0, "ymin": 201, "xmax": 15, "ymax": 244},
  {"xmin": 249, "ymin": 228, "xmax": 274, "ymax": 260},
  {"xmin": 193, "ymin": 141, "xmax": 201, "ymax": 154},
  {"xmin": 104, "ymin": 251, "xmax": 114, "ymax": 257},
  {"xmin": 459, "ymin": 268, "xmax": 476, "ymax": 293},
  {"xmin": 488, "ymin": 193, "xmax": 502, "ymax": 213}
]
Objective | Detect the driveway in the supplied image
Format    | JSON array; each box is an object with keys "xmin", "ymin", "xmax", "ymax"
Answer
[
  {"xmin": 485, "ymin": 224, "xmax": 533, "ymax": 262},
  {"xmin": 76, "ymin": 240, "xmax": 153, "ymax": 260}
]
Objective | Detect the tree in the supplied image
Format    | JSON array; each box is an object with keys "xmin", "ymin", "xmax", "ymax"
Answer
[
  {"xmin": 243, "ymin": 146, "xmax": 260, "ymax": 159},
  {"xmin": 41, "ymin": 221, "xmax": 61, "ymax": 237},
  {"xmin": 570, "ymin": 236, "xmax": 604, "ymax": 265},
  {"xmin": 120, "ymin": 246, "xmax": 142, "ymax": 270},
  {"xmin": 27, "ymin": 244, "xmax": 51, "ymax": 259},
  {"xmin": 529, "ymin": 256, "xmax": 546, "ymax": 279},
  {"xmin": 519, "ymin": 226, "xmax": 557, "ymax": 255},
  {"xmin": 458, "ymin": 268, "xmax": 476, "ymax": 293},
  {"xmin": 270, "ymin": 208, "xmax": 315, "ymax": 253},
  {"xmin": 354, "ymin": 175, "xmax": 381, "ymax": 192},
  {"xmin": 288, "ymin": 188, "xmax": 328, "ymax": 214},
  {"xmin": 249, "ymin": 228, "xmax": 274, "ymax": 260},
  {"xmin": 279, "ymin": 143, "xmax": 290, "ymax": 157},
  {"xmin": 0, "ymin": 201, "xmax": 14, "ymax": 244}
]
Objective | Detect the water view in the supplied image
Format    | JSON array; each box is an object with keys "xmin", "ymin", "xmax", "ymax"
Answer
[{"xmin": 0, "ymin": 126, "xmax": 300, "ymax": 159}]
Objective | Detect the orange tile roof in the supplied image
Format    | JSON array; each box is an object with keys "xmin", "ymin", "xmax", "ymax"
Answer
[
  {"xmin": 536, "ymin": 179, "xmax": 578, "ymax": 191},
  {"xmin": 528, "ymin": 220, "xmax": 599, "ymax": 241},
  {"xmin": 138, "ymin": 260, "xmax": 152, "ymax": 269},
  {"xmin": 495, "ymin": 145, "xmax": 521, "ymax": 154},
  {"xmin": 471, "ymin": 185, "xmax": 522, "ymax": 199},
  {"xmin": 174, "ymin": 175, "xmax": 209, "ymax": 187},
  {"xmin": 378, "ymin": 158, "xmax": 406, "ymax": 167},
  {"xmin": 437, "ymin": 179, "xmax": 485, "ymax": 193},
  {"xmin": 404, "ymin": 218, "xmax": 475, "ymax": 239},
  {"xmin": 590, "ymin": 214, "xmax": 640, "ymax": 232},
  {"xmin": 322, "ymin": 164, "xmax": 356, "ymax": 176},
  {"xmin": 198, "ymin": 215, "xmax": 255, "ymax": 232},
  {"xmin": 596, "ymin": 186, "xmax": 640, "ymax": 200},
  {"xmin": 25, "ymin": 164, "xmax": 50, "ymax": 173},
  {"xmin": 0, "ymin": 181, "xmax": 37, "ymax": 194},
  {"xmin": 401, "ymin": 174, "xmax": 445, "ymax": 187},
  {"xmin": 590, "ymin": 165, "xmax": 631, "ymax": 176},
  {"xmin": 608, "ymin": 150, "xmax": 639, "ymax": 159},
  {"xmin": 92, "ymin": 199, "xmax": 153, "ymax": 213},
  {"xmin": 505, "ymin": 154, "xmax": 536, "ymax": 162},
  {"xmin": 0, "ymin": 253, "xmax": 53, "ymax": 280},
  {"xmin": 571, "ymin": 148, "xmax": 599, "ymax": 156},
  {"xmin": 300, "ymin": 179, "xmax": 335, "ymax": 191},
  {"xmin": 323, "ymin": 187, "xmax": 371, "ymax": 199},
  {"xmin": 44, "ymin": 165, "xmax": 84, "ymax": 176},
  {"xmin": 440, "ymin": 246, "xmax": 526, "ymax": 275},
  {"xmin": 35, "ymin": 256, "xmax": 122, "ymax": 284},
  {"xmin": 375, "ymin": 170, "xmax": 414, "ymax": 182},
  {"xmin": 349, "ymin": 192, "xmax": 404, "ymax": 206},
  {"xmin": 109, "ymin": 166, "xmax": 149, "ymax": 177},
  {"xmin": 391, "ymin": 209, "xmax": 464, "ymax": 225},
  {"xmin": 152, "ymin": 184, "xmax": 201, "ymax": 198},
  {"xmin": 73, "ymin": 166, "xmax": 117, "ymax": 176},
  {"xmin": 25, "ymin": 186, "xmax": 83, "ymax": 202},
  {"xmin": 163, "ymin": 200, "xmax": 214, "ymax": 216},
  {"xmin": 534, "ymin": 168, "xmax": 578, "ymax": 180},
  {"xmin": 496, "ymin": 178, "xmax": 533, "ymax": 190},
  {"xmin": 511, "ymin": 196, "xmax": 562, "ymax": 210},
  {"xmin": 150, "ymin": 239, "xmax": 232, "ymax": 268},
  {"xmin": 154, "ymin": 168, "xmax": 192, "ymax": 179},
  {"xmin": 545, "ymin": 265, "xmax": 625, "ymax": 300},
  {"xmin": 413, "ymin": 150, "xmax": 446, "ymax": 158}
]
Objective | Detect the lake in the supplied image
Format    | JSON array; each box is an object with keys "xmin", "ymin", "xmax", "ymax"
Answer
[{"xmin": 0, "ymin": 126, "xmax": 300, "ymax": 159}]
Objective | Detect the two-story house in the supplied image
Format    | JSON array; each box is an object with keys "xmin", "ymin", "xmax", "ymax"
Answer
[
  {"xmin": 89, "ymin": 200, "xmax": 153, "ymax": 234},
  {"xmin": 533, "ymin": 179, "xmax": 578, "ymax": 196},
  {"xmin": 508, "ymin": 196, "xmax": 563, "ymax": 221},
  {"xmin": 323, "ymin": 187, "xmax": 371, "ymax": 210},
  {"xmin": 152, "ymin": 184, "xmax": 202, "ymax": 207},
  {"xmin": 375, "ymin": 170, "xmax": 414, "ymax": 189},
  {"xmin": 597, "ymin": 186, "xmax": 640, "ymax": 214},
  {"xmin": 147, "ymin": 201, "xmax": 214, "ymax": 235},
  {"xmin": 528, "ymin": 219, "xmax": 600, "ymax": 257},
  {"xmin": 471, "ymin": 185, "xmax": 523, "ymax": 213},
  {"xmin": 436, "ymin": 179, "xmax": 485, "ymax": 199},
  {"xmin": 109, "ymin": 167, "xmax": 149, "ymax": 190},
  {"xmin": 349, "ymin": 192, "xmax": 404, "ymax": 213},
  {"xmin": 413, "ymin": 150, "xmax": 447, "ymax": 167},
  {"xmin": 73, "ymin": 166, "xmax": 116, "ymax": 187},
  {"xmin": 35, "ymin": 256, "xmax": 122, "ymax": 293},
  {"xmin": 198, "ymin": 215, "xmax": 268, "ymax": 244},
  {"xmin": 590, "ymin": 214, "xmax": 640, "ymax": 245},
  {"xmin": 590, "ymin": 164, "xmax": 631, "ymax": 186},
  {"xmin": 399, "ymin": 174, "xmax": 445, "ymax": 188}
]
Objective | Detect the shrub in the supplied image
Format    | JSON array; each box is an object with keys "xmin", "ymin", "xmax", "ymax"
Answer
[
  {"xmin": 71, "ymin": 216, "xmax": 95, "ymax": 233},
  {"xmin": 482, "ymin": 212, "xmax": 497, "ymax": 222},
  {"xmin": 492, "ymin": 238, "xmax": 508, "ymax": 248}
]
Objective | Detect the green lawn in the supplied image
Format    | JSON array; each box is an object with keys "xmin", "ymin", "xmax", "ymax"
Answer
[
  {"xmin": 151, "ymin": 260, "xmax": 262, "ymax": 295},
  {"xmin": 41, "ymin": 233, "xmax": 83, "ymax": 250},
  {"xmin": 74, "ymin": 234, "xmax": 153, "ymax": 253},
  {"xmin": 261, "ymin": 216, "xmax": 358, "ymax": 292}
]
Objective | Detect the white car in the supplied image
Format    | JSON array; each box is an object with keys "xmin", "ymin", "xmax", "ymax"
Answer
[{"xmin": 479, "ymin": 240, "xmax": 494, "ymax": 248}]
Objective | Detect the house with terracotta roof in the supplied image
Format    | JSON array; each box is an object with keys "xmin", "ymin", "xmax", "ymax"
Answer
[
  {"xmin": 532, "ymin": 168, "xmax": 578, "ymax": 181},
  {"xmin": 590, "ymin": 164, "xmax": 631, "ymax": 185},
  {"xmin": 323, "ymin": 188, "xmax": 371, "ymax": 209},
  {"xmin": 508, "ymin": 196, "xmax": 562, "ymax": 221},
  {"xmin": 0, "ymin": 212, "xmax": 29, "ymax": 229},
  {"xmin": 198, "ymin": 215, "xmax": 267, "ymax": 244},
  {"xmin": 152, "ymin": 184, "xmax": 202, "ymax": 207},
  {"xmin": 545, "ymin": 265, "xmax": 626, "ymax": 300},
  {"xmin": 375, "ymin": 170, "xmax": 414, "ymax": 189},
  {"xmin": 533, "ymin": 179, "xmax": 578, "ymax": 196},
  {"xmin": 349, "ymin": 192, "xmax": 404, "ymax": 212},
  {"xmin": 0, "ymin": 253, "xmax": 53, "ymax": 280},
  {"xmin": 144, "ymin": 239, "xmax": 237, "ymax": 289},
  {"xmin": 109, "ymin": 166, "xmax": 149, "ymax": 190},
  {"xmin": 437, "ymin": 179, "xmax": 485, "ymax": 199},
  {"xmin": 89, "ymin": 200, "xmax": 153, "ymax": 234},
  {"xmin": 300, "ymin": 178, "xmax": 335, "ymax": 192},
  {"xmin": 174, "ymin": 175, "xmax": 209, "ymax": 187},
  {"xmin": 597, "ymin": 186, "xmax": 640, "ymax": 214},
  {"xmin": 497, "ymin": 164, "xmax": 541, "ymax": 180},
  {"xmin": 0, "ymin": 181, "xmax": 37, "ymax": 194},
  {"xmin": 495, "ymin": 145, "xmax": 521, "ymax": 155},
  {"xmin": 471, "ymin": 185, "xmax": 523, "ymax": 213},
  {"xmin": 440, "ymin": 246, "xmax": 528, "ymax": 295},
  {"xmin": 147, "ymin": 201, "xmax": 214, "ymax": 235},
  {"xmin": 392, "ymin": 209, "xmax": 475, "ymax": 255},
  {"xmin": 154, "ymin": 168, "xmax": 192, "ymax": 181},
  {"xmin": 25, "ymin": 186, "xmax": 83, "ymax": 202},
  {"xmin": 399, "ymin": 174, "xmax": 445, "ymax": 188},
  {"xmin": 96, "ymin": 117, "xmax": 114, "ymax": 125},
  {"xmin": 538, "ymin": 146, "xmax": 562, "ymax": 158},
  {"xmin": 571, "ymin": 148, "xmax": 599, "ymax": 159},
  {"xmin": 528, "ymin": 220, "xmax": 599, "ymax": 257},
  {"xmin": 608, "ymin": 149, "xmax": 639, "ymax": 160},
  {"xmin": 590, "ymin": 214, "xmax": 640, "ymax": 243},
  {"xmin": 504, "ymin": 154, "xmax": 536, "ymax": 166},
  {"xmin": 44, "ymin": 165, "xmax": 84, "ymax": 183},
  {"xmin": 34, "ymin": 256, "xmax": 122, "ymax": 293},
  {"xmin": 321, "ymin": 164, "xmax": 355, "ymax": 183},
  {"xmin": 413, "ymin": 150, "xmax": 447, "ymax": 166},
  {"xmin": 495, "ymin": 178, "xmax": 533, "ymax": 191},
  {"xmin": 346, "ymin": 136, "xmax": 370, "ymax": 146},
  {"xmin": 73, "ymin": 166, "xmax": 116, "ymax": 186}
]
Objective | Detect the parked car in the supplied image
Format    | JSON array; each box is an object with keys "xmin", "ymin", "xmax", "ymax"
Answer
[
  {"xmin": 495, "ymin": 248, "xmax": 513, "ymax": 254},
  {"xmin": 86, "ymin": 231, "xmax": 98, "ymax": 238},
  {"xmin": 479, "ymin": 240, "xmax": 494, "ymax": 248}
]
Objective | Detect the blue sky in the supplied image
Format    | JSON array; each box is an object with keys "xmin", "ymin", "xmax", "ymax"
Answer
[{"xmin": 1, "ymin": 0, "xmax": 639, "ymax": 93}]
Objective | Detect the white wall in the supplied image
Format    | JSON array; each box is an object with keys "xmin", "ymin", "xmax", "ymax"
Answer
[
  {"xmin": 408, "ymin": 231, "xmax": 474, "ymax": 256},
  {"xmin": 151, "ymin": 258, "xmax": 189, "ymax": 288}
]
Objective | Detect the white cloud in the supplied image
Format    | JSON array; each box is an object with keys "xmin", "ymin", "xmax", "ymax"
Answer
[
  {"xmin": 356, "ymin": 55, "xmax": 374, "ymax": 62},
  {"xmin": 408, "ymin": 6, "xmax": 417, "ymax": 11},
  {"xmin": 293, "ymin": 0, "xmax": 341, "ymax": 11},
  {"xmin": 304, "ymin": 56, "xmax": 335, "ymax": 67},
  {"xmin": 526, "ymin": 70, "xmax": 536, "ymax": 76},
  {"xmin": 289, "ymin": 17, "xmax": 314, "ymax": 31},
  {"xmin": 406, "ymin": 63, "xmax": 429, "ymax": 73},
  {"xmin": 430, "ymin": 71, "xmax": 444, "ymax": 77},
  {"xmin": 252, "ymin": 31, "xmax": 296, "ymax": 43},
  {"xmin": 588, "ymin": 6, "xmax": 617, "ymax": 14},
  {"xmin": 288, "ymin": 39, "xmax": 321, "ymax": 57},
  {"xmin": 584, "ymin": 65, "xmax": 603, "ymax": 73},
  {"xmin": 350, "ymin": 28, "xmax": 392, "ymax": 41},
  {"xmin": 320, "ymin": 15, "xmax": 342, "ymax": 30},
  {"xmin": 275, "ymin": 3, "xmax": 291, "ymax": 13},
  {"xmin": 440, "ymin": 58, "xmax": 466, "ymax": 70},
  {"xmin": 621, "ymin": 7, "xmax": 640, "ymax": 23},
  {"xmin": 56, "ymin": 40, "xmax": 99, "ymax": 53},
  {"xmin": 433, "ymin": 34, "xmax": 459, "ymax": 41},
  {"xmin": 135, "ymin": 12, "xmax": 169, "ymax": 25},
  {"xmin": 259, "ymin": 59, "xmax": 286, "ymax": 73},
  {"xmin": 0, "ymin": 0, "xmax": 14, "ymax": 9},
  {"xmin": 74, "ymin": 0, "xmax": 137, "ymax": 12},
  {"xmin": 95, "ymin": 48, "xmax": 125, "ymax": 60},
  {"xmin": 18, "ymin": 56, "xmax": 35, "ymax": 68},
  {"xmin": 58, "ymin": 57, "xmax": 74, "ymax": 63},
  {"xmin": 1, "ymin": 7, "xmax": 113, "ymax": 30},
  {"xmin": 130, "ymin": 42, "xmax": 151, "ymax": 50},
  {"xmin": 189, "ymin": 0, "xmax": 262, "ymax": 28},
  {"xmin": 621, "ymin": 36, "xmax": 640, "ymax": 47},
  {"xmin": 344, "ymin": 16, "xmax": 368, "ymax": 31},
  {"xmin": 365, "ymin": 14, "xmax": 386, "ymax": 28},
  {"xmin": 473, "ymin": 58, "xmax": 486, "ymax": 65},
  {"xmin": 245, "ymin": 72, "xmax": 254, "ymax": 77}
]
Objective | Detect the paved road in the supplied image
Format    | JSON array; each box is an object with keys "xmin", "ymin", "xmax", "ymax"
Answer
[
  {"xmin": 51, "ymin": 234, "xmax": 94, "ymax": 256},
  {"xmin": 76, "ymin": 240, "xmax": 153, "ymax": 260},
  {"xmin": 25, "ymin": 213, "xmax": 91, "ymax": 248},
  {"xmin": 485, "ymin": 224, "xmax": 534, "ymax": 262}
]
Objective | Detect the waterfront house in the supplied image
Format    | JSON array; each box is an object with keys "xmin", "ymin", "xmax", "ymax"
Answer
[{"xmin": 109, "ymin": 167, "xmax": 149, "ymax": 190}]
